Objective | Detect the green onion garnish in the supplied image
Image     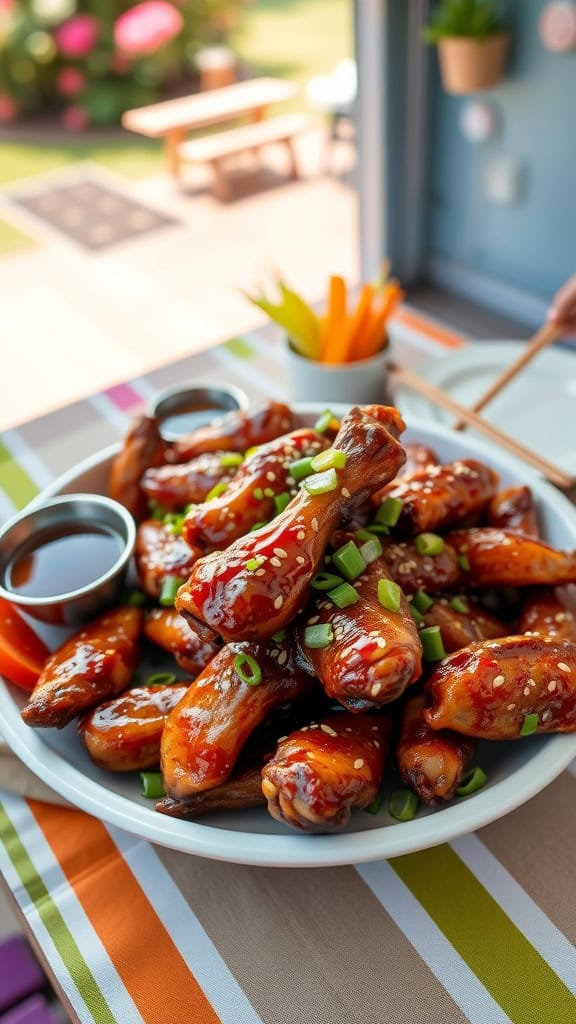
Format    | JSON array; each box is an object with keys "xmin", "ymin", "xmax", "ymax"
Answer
[
  {"xmin": 143, "ymin": 672, "xmax": 177, "ymax": 687},
  {"xmin": 378, "ymin": 578, "xmax": 401, "ymax": 613},
  {"xmin": 450, "ymin": 597, "xmax": 470, "ymax": 614},
  {"xmin": 520, "ymin": 712, "xmax": 539, "ymax": 736},
  {"xmin": 364, "ymin": 791, "xmax": 384, "ymax": 815},
  {"xmin": 246, "ymin": 556, "xmax": 265, "ymax": 572},
  {"xmin": 331, "ymin": 540, "xmax": 366, "ymax": 581},
  {"xmin": 245, "ymin": 445, "xmax": 259, "ymax": 457},
  {"xmin": 150, "ymin": 504, "xmax": 167, "ymax": 521},
  {"xmin": 271, "ymin": 629, "xmax": 286, "ymax": 642},
  {"xmin": 234, "ymin": 652, "xmax": 262, "ymax": 686},
  {"xmin": 412, "ymin": 590, "xmax": 434, "ymax": 614},
  {"xmin": 363, "ymin": 522, "xmax": 390, "ymax": 535},
  {"xmin": 289, "ymin": 456, "xmax": 315, "ymax": 481},
  {"xmin": 311, "ymin": 571, "xmax": 344, "ymax": 591},
  {"xmin": 458, "ymin": 553, "xmax": 471, "ymax": 571},
  {"xmin": 421, "ymin": 625, "xmax": 446, "ymax": 661},
  {"xmin": 388, "ymin": 789, "xmax": 419, "ymax": 821},
  {"xmin": 415, "ymin": 532, "xmax": 444, "ymax": 556},
  {"xmin": 304, "ymin": 623, "xmax": 334, "ymax": 649},
  {"xmin": 253, "ymin": 487, "xmax": 264, "ymax": 500},
  {"xmin": 250, "ymin": 521, "xmax": 267, "ymax": 532},
  {"xmin": 375, "ymin": 496, "xmax": 403, "ymax": 527},
  {"xmin": 220, "ymin": 452, "xmax": 244, "ymax": 467},
  {"xmin": 205, "ymin": 481, "xmax": 228, "ymax": 502},
  {"xmin": 125, "ymin": 589, "xmax": 146, "ymax": 607},
  {"xmin": 159, "ymin": 575, "xmax": 181, "ymax": 607},
  {"xmin": 314, "ymin": 408, "xmax": 335, "ymax": 433},
  {"xmin": 311, "ymin": 448, "xmax": 347, "ymax": 472},
  {"xmin": 409, "ymin": 602, "xmax": 424, "ymax": 626},
  {"xmin": 355, "ymin": 528, "xmax": 379, "ymax": 543},
  {"xmin": 274, "ymin": 492, "xmax": 291, "ymax": 515},
  {"xmin": 359, "ymin": 536, "xmax": 383, "ymax": 565},
  {"xmin": 456, "ymin": 766, "xmax": 487, "ymax": 796},
  {"xmin": 140, "ymin": 772, "xmax": 165, "ymax": 799},
  {"xmin": 327, "ymin": 582, "xmax": 360, "ymax": 608},
  {"xmin": 303, "ymin": 468, "xmax": 339, "ymax": 495}
]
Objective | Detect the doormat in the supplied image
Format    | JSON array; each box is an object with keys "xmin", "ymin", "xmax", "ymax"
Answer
[{"xmin": 13, "ymin": 178, "xmax": 178, "ymax": 251}]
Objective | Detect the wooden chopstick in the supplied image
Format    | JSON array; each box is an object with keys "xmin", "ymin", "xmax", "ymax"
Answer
[
  {"xmin": 390, "ymin": 363, "xmax": 574, "ymax": 489},
  {"xmin": 455, "ymin": 322, "xmax": 564, "ymax": 431}
]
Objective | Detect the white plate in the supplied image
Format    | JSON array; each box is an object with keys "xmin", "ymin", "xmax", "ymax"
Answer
[
  {"xmin": 395, "ymin": 342, "xmax": 576, "ymax": 475},
  {"xmin": 2, "ymin": 406, "xmax": 576, "ymax": 867}
]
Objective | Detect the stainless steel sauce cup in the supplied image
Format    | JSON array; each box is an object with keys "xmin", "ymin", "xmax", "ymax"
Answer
[{"xmin": 148, "ymin": 380, "xmax": 249, "ymax": 441}]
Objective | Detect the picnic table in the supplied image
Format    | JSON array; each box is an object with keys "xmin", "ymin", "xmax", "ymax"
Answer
[{"xmin": 122, "ymin": 77, "xmax": 303, "ymax": 191}]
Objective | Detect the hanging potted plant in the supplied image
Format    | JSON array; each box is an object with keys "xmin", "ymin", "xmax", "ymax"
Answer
[{"xmin": 424, "ymin": 0, "xmax": 510, "ymax": 95}]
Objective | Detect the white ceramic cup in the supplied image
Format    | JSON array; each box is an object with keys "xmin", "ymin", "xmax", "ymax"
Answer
[{"xmin": 284, "ymin": 339, "xmax": 389, "ymax": 405}]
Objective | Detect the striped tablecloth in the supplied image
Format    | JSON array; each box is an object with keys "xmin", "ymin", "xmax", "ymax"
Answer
[{"xmin": 2, "ymin": 314, "xmax": 576, "ymax": 1024}]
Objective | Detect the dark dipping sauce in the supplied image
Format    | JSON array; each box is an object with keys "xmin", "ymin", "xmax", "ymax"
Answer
[
  {"xmin": 160, "ymin": 403, "xmax": 228, "ymax": 438},
  {"xmin": 7, "ymin": 524, "xmax": 123, "ymax": 599}
]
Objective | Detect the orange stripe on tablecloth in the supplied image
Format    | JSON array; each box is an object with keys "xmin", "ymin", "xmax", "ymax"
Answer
[
  {"xmin": 393, "ymin": 309, "xmax": 466, "ymax": 350},
  {"xmin": 28, "ymin": 801, "xmax": 221, "ymax": 1024}
]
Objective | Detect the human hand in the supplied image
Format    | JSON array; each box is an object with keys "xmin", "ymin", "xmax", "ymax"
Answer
[{"xmin": 547, "ymin": 273, "xmax": 576, "ymax": 335}]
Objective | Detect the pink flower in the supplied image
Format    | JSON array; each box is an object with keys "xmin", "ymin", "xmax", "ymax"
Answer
[
  {"xmin": 56, "ymin": 66, "xmax": 85, "ymax": 96},
  {"xmin": 114, "ymin": 1, "xmax": 183, "ymax": 56},
  {"xmin": 62, "ymin": 105, "xmax": 89, "ymax": 131},
  {"xmin": 55, "ymin": 14, "xmax": 98, "ymax": 58},
  {"xmin": 0, "ymin": 94, "xmax": 17, "ymax": 122}
]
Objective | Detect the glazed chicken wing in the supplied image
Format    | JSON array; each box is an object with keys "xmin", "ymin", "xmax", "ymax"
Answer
[
  {"xmin": 161, "ymin": 636, "xmax": 314, "ymax": 798},
  {"xmin": 176, "ymin": 405, "xmax": 406, "ymax": 642},
  {"xmin": 21, "ymin": 607, "xmax": 142, "ymax": 729},
  {"xmin": 156, "ymin": 765, "xmax": 265, "ymax": 818},
  {"xmin": 402, "ymin": 444, "xmax": 440, "ymax": 478},
  {"xmin": 297, "ymin": 558, "xmax": 422, "ymax": 710},
  {"xmin": 519, "ymin": 586, "xmax": 576, "ymax": 643},
  {"xmin": 486, "ymin": 486, "xmax": 539, "ymax": 537},
  {"xmin": 422, "ymin": 596, "xmax": 508, "ymax": 653},
  {"xmin": 109, "ymin": 416, "xmax": 168, "ymax": 520},
  {"xmin": 141, "ymin": 453, "xmax": 238, "ymax": 511},
  {"xmin": 135, "ymin": 520, "xmax": 200, "ymax": 599},
  {"xmin": 396, "ymin": 691, "xmax": 476, "ymax": 803},
  {"xmin": 262, "ymin": 712, "xmax": 392, "ymax": 832},
  {"xmin": 380, "ymin": 539, "xmax": 461, "ymax": 594},
  {"xmin": 373, "ymin": 460, "xmax": 498, "ymax": 535},
  {"xmin": 447, "ymin": 528, "xmax": 576, "ymax": 587},
  {"xmin": 78, "ymin": 682, "xmax": 188, "ymax": 771},
  {"xmin": 144, "ymin": 608, "xmax": 220, "ymax": 676},
  {"xmin": 424, "ymin": 634, "xmax": 576, "ymax": 738},
  {"xmin": 182, "ymin": 428, "xmax": 329, "ymax": 550},
  {"xmin": 172, "ymin": 400, "xmax": 295, "ymax": 462}
]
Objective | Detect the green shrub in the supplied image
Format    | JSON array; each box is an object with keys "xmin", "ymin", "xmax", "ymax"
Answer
[{"xmin": 424, "ymin": 0, "xmax": 505, "ymax": 44}]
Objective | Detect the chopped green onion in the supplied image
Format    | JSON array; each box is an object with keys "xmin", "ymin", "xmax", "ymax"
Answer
[
  {"xmin": 355, "ymin": 528, "xmax": 379, "ymax": 543},
  {"xmin": 331, "ymin": 540, "xmax": 366, "ymax": 581},
  {"xmin": 274, "ymin": 492, "xmax": 291, "ymax": 515},
  {"xmin": 250, "ymin": 521, "xmax": 267, "ymax": 532},
  {"xmin": 359, "ymin": 536, "xmax": 383, "ymax": 565},
  {"xmin": 314, "ymin": 408, "xmax": 335, "ymax": 433},
  {"xmin": 271, "ymin": 629, "xmax": 286, "ymax": 642},
  {"xmin": 364, "ymin": 791, "xmax": 384, "ymax": 815},
  {"xmin": 363, "ymin": 522, "xmax": 390, "ymax": 536},
  {"xmin": 244, "ymin": 445, "xmax": 259, "ymax": 457},
  {"xmin": 311, "ymin": 448, "xmax": 347, "ymax": 472},
  {"xmin": 303, "ymin": 468, "xmax": 338, "ymax": 495},
  {"xmin": 375, "ymin": 496, "xmax": 403, "ymax": 527},
  {"xmin": 125, "ymin": 589, "xmax": 146, "ymax": 608},
  {"xmin": 143, "ymin": 672, "xmax": 177, "ymax": 688},
  {"xmin": 415, "ymin": 532, "xmax": 444, "ymax": 556},
  {"xmin": 378, "ymin": 578, "xmax": 401, "ymax": 613},
  {"xmin": 220, "ymin": 452, "xmax": 244, "ymax": 467},
  {"xmin": 311, "ymin": 571, "xmax": 344, "ymax": 591},
  {"xmin": 263, "ymin": 487, "xmax": 275, "ymax": 498},
  {"xmin": 164, "ymin": 514, "xmax": 186, "ymax": 535},
  {"xmin": 150, "ymin": 503, "xmax": 167, "ymax": 521},
  {"xmin": 456, "ymin": 766, "xmax": 487, "ymax": 796},
  {"xmin": 246, "ymin": 556, "xmax": 265, "ymax": 572},
  {"xmin": 458, "ymin": 553, "xmax": 471, "ymax": 572},
  {"xmin": 388, "ymin": 789, "xmax": 419, "ymax": 821},
  {"xmin": 289, "ymin": 456, "xmax": 315, "ymax": 481},
  {"xmin": 409, "ymin": 602, "xmax": 424, "ymax": 626},
  {"xmin": 520, "ymin": 712, "xmax": 539, "ymax": 736},
  {"xmin": 327, "ymin": 582, "xmax": 360, "ymax": 609},
  {"xmin": 253, "ymin": 487, "xmax": 264, "ymax": 500},
  {"xmin": 205, "ymin": 481, "xmax": 228, "ymax": 502},
  {"xmin": 234, "ymin": 652, "xmax": 262, "ymax": 686},
  {"xmin": 159, "ymin": 575, "xmax": 182, "ymax": 607},
  {"xmin": 140, "ymin": 772, "xmax": 165, "ymax": 799},
  {"xmin": 450, "ymin": 597, "xmax": 470, "ymax": 614},
  {"xmin": 421, "ymin": 625, "xmax": 446, "ymax": 661},
  {"xmin": 412, "ymin": 590, "xmax": 434, "ymax": 614},
  {"xmin": 304, "ymin": 623, "xmax": 334, "ymax": 649}
]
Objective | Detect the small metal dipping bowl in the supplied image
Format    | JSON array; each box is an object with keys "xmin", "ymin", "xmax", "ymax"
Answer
[
  {"xmin": 148, "ymin": 380, "xmax": 249, "ymax": 442},
  {"xmin": 0, "ymin": 494, "xmax": 136, "ymax": 626}
]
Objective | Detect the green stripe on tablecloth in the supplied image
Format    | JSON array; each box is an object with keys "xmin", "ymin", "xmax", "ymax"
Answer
[
  {"xmin": 0, "ymin": 441, "xmax": 39, "ymax": 508},
  {"xmin": 0, "ymin": 803, "xmax": 117, "ymax": 1024},
  {"xmin": 391, "ymin": 844, "xmax": 576, "ymax": 1024}
]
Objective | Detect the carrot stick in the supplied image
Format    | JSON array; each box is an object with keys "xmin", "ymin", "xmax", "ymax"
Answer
[
  {"xmin": 356, "ymin": 282, "xmax": 404, "ymax": 360},
  {"xmin": 322, "ymin": 276, "xmax": 350, "ymax": 364},
  {"xmin": 346, "ymin": 284, "xmax": 376, "ymax": 360}
]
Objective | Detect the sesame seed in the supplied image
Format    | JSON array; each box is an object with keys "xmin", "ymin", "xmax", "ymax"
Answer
[
  {"xmin": 274, "ymin": 547, "xmax": 288, "ymax": 559},
  {"xmin": 266, "ymin": 472, "xmax": 276, "ymax": 481},
  {"xmin": 278, "ymin": 650, "xmax": 288, "ymax": 666},
  {"xmin": 492, "ymin": 675, "xmax": 504, "ymax": 688},
  {"xmin": 308, "ymin": 615, "xmax": 320, "ymax": 625},
  {"xmin": 341, "ymin": 487, "xmax": 351, "ymax": 498},
  {"xmin": 555, "ymin": 612, "xmax": 566, "ymax": 622},
  {"xmin": 321, "ymin": 724, "xmax": 337, "ymax": 736},
  {"xmin": 558, "ymin": 662, "xmax": 571, "ymax": 673},
  {"xmin": 507, "ymin": 703, "xmax": 516, "ymax": 711},
  {"xmin": 374, "ymin": 740, "xmax": 380, "ymax": 749},
  {"xmin": 270, "ymin": 557, "xmax": 282, "ymax": 567},
  {"xmin": 296, "ymin": 555, "xmax": 305, "ymax": 564},
  {"xmin": 354, "ymin": 759, "xmax": 365, "ymax": 769},
  {"xmin": 527, "ymin": 677, "xmax": 536, "ymax": 688},
  {"xmin": 523, "ymin": 686, "xmax": 531, "ymax": 696},
  {"xmin": 542, "ymin": 710, "xmax": 553, "ymax": 722},
  {"xmin": 256, "ymin": 568, "xmax": 266, "ymax": 576},
  {"xmin": 548, "ymin": 680, "xmax": 557, "ymax": 692},
  {"xmin": 311, "ymin": 518, "xmax": 319, "ymax": 532},
  {"xmin": 371, "ymin": 682, "xmax": 382, "ymax": 697},
  {"xmin": 375, "ymin": 638, "xmax": 387, "ymax": 648},
  {"xmin": 274, "ymin": 595, "xmax": 284, "ymax": 609},
  {"xmin": 297, "ymin": 530, "xmax": 306, "ymax": 541}
]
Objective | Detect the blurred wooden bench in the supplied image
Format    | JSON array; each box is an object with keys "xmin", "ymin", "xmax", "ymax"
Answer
[
  {"xmin": 178, "ymin": 113, "xmax": 312, "ymax": 199},
  {"xmin": 122, "ymin": 77, "xmax": 297, "ymax": 182}
]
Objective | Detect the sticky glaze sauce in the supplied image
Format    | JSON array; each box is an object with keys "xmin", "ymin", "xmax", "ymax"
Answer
[
  {"xmin": 7, "ymin": 524, "xmax": 123, "ymax": 598},
  {"xmin": 161, "ymin": 403, "xmax": 227, "ymax": 437}
]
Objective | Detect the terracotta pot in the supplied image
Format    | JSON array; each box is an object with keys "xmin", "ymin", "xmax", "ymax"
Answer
[{"xmin": 437, "ymin": 33, "xmax": 510, "ymax": 94}]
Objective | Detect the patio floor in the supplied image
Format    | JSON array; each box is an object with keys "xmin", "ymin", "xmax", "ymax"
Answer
[{"xmin": 0, "ymin": 127, "xmax": 358, "ymax": 431}]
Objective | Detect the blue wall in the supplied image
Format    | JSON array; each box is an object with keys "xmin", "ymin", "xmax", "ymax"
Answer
[{"xmin": 427, "ymin": 0, "xmax": 576, "ymax": 302}]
